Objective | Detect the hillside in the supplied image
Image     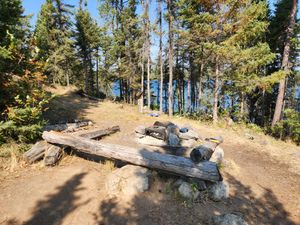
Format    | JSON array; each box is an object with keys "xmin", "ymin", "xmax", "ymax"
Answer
[{"xmin": 0, "ymin": 87, "xmax": 299, "ymax": 225}]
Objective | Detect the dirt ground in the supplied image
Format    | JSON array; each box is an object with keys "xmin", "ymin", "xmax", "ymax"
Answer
[{"xmin": 0, "ymin": 86, "xmax": 300, "ymax": 225}]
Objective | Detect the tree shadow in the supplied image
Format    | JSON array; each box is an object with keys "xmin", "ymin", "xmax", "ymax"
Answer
[
  {"xmin": 225, "ymin": 173, "xmax": 296, "ymax": 225},
  {"xmin": 43, "ymin": 91, "xmax": 99, "ymax": 124},
  {"xmin": 94, "ymin": 162, "xmax": 297, "ymax": 225},
  {"xmin": 21, "ymin": 172, "xmax": 90, "ymax": 225}
]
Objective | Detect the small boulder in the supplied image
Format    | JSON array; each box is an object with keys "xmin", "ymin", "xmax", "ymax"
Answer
[
  {"xmin": 178, "ymin": 129, "xmax": 200, "ymax": 140},
  {"xmin": 135, "ymin": 125, "xmax": 146, "ymax": 135},
  {"xmin": 178, "ymin": 182, "xmax": 200, "ymax": 200},
  {"xmin": 210, "ymin": 146, "xmax": 224, "ymax": 164},
  {"xmin": 209, "ymin": 181, "xmax": 229, "ymax": 201},
  {"xmin": 168, "ymin": 133, "xmax": 180, "ymax": 146},
  {"xmin": 188, "ymin": 178, "xmax": 207, "ymax": 191},
  {"xmin": 211, "ymin": 213, "xmax": 248, "ymax": 225},
  {"xmin": 105, "ymin": 165, "xmax": 150, "ymax": 197}
]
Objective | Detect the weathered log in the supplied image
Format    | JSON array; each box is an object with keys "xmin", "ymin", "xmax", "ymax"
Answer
[
  {"xmin": 23, "ymin": 141, "xmax": 50, "ymax": 164},
  {"xmin": 78, "ymin": 126, "xmax": 120, "ymax": 139},
  {"xmin": 137, "ymin": 136, "xmax": 196, "ymax": 148},
  {"xmin": 190, "ymin": 146, "xmax": 214, "ymax": 163},
  {"xmin": 189, "ymin": 137, "xmax": 224, "ymax": 163},
  {"xmin": 23, "ymin": 126, "xmax": 120, "ymax": 164},
  {"xmin": 43, "ymin": 120, "xmax": 92, "ymax": 132},
  {"xmin": 145, "ymin": 126, "xmax": 166, "ymax": 140},
  {"xmin": 153, "ymin": 121, "xmax": 175, "ymax": 128},
  {"xmin": 166, "ymin": 124, "xmax": 180, "ymax": 146},
  {"xmin": 42, "ymin": 131, "xmax": 222, "ymax": 181},
  {"xmin": 44, "ymin": 144, "xmax": 63, "ymax": 166}
]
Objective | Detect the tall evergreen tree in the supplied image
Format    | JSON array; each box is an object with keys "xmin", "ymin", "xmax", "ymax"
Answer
[
  {"xmin": 75, "ymin": 0, "xmax": 101, "ymax": 95},
  {"xmin": 271, "ymin": 0, "xmax": 298, "ymax": 126}
]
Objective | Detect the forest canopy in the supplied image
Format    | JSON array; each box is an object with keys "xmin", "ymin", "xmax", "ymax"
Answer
[{"xmin": 0, "ymin": 0, "xmax": 299, "ymax": 144}]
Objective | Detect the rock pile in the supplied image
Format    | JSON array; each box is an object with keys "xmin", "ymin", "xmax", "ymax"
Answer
[{"xmin": 134, "ymin": 121, "xmax": 228, "ymax": 202}]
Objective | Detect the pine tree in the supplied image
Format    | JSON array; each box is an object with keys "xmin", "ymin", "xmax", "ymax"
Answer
[
  {"xmin": 75, "ymin": 1, "xmax": 101, "ymax": 95},
  {"xmin": 167, "ymin": 0, "xmax": 174, "ymax": 117},
  {"xmin": 271, "ymin": 0, "xmax": 298, "ymax": 126},
  {"xmin": 35, "ymin": 0, "xmax": 76, "ymax": 85}
]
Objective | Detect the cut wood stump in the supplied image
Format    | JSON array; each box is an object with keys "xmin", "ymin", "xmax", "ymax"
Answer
[
  {"xmin": 23, "ymin": 141, "xmax": 50, "ymax": 164},
  {"xmin": 42, "ymin": 131, "xmax": 222, "ymax": 182},
  {"xmin": 44, "ymin": 144, "xmax": 63, "ymax": 166}
]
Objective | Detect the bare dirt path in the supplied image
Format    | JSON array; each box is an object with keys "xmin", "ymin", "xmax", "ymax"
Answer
[{"xmin": 1, "ymin": 88, "xmax": 299, "ymax": 225}]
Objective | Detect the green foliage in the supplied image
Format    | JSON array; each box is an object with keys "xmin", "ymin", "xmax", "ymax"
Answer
[
  {"xmin": 0, "ymin": 94, "xmax": 49, "ymax": 144},
  {"xmin": 270, "ymin": 109, "xmax": 300, "ymax": 145}
]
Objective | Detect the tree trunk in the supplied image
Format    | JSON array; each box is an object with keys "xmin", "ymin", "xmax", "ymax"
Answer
[
  {"xmin": 147, "ymin": 52, "xmax": 151, "ymax": 109},
  {"xmin": 96, "ymin": 49, "xmax": 99, "ymax": 97},
  {"xmin": 141, "ymin": 60, "xmax": 144, "ymax": 113},
  {"xmin": 198, "ymin": 63, "xmax": 204, "ymax": 109},
  {"xmin": 42, "ymin": 131, "xmax": 222, "ymax": 181},
  {"xmin": 187, "ymin": 75, "xmax": 191, "ymax": 112},
  {"xmin": 272, "ymin": 0, "xmax": 297, "ymax": 127},
  {"xmin": 213, "ymin": 58, "xmax": 219, "ymax": 124},
  {"xmin": 168, "ymin": 0, "xmax": 173, "ymax": 117},
  {"xmin": 159, "ymin": 0, "xmax": 163, "ymax": 114},
  {"xmin": 240, "ymin": 92, "xmax": 245, "ymax": 116}
]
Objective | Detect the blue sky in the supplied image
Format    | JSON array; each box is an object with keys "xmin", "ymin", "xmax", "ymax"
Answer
[{"xmin": 22, "ymin": 0, "xmax": 299, "ymax": 58}]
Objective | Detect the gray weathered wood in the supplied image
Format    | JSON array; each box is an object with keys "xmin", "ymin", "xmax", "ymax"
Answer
[
  {"xmin": 79, "ymin": 126, "xmax": 120, "ymax": 139},
  {"xmin": 44, "ymin": 145, "xmax": 63, "ymax": 166},
  {"xmin": 43, "ymin": 121, "xmax": 92, "ymax": 132},
  {"xmin": 42, "ymin": 131, "xmax": 222, "ymax": 182},
  {"xmin": 145, "ymin": 126, "xmax": 166, "ymax": 140},
  {"xmin": 24, "ymin": 126, "xmax": 120, "ymax": 164},
  {"xmin": 23, "ymin": 141, "xmax": 50, "ymax": 164}
]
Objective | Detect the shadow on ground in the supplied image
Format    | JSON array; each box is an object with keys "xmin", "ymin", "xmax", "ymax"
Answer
[
  {"xmin": 6, "ymin": 172, "xmax": 89, "ymax": 225},
  {"xmin": 94, "ymin": 148, "xmax": 296, "ymax": 225},
  {"xmin": 43, "ymin": 91, "xmax": 99, "ymax": 124}
]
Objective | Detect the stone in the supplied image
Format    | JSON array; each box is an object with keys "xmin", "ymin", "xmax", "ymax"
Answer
[
  {"xmin": 209, "ymin": 181, "xmax": 229, "ymax": 201},
  {"xmin": 178, "ymin": 182, "xmax": 200, "ymax": 200},
  {"xmin": 181, "ymin": 139, "xmax": 197, "ymax": 148},
  {"xmin": 178, "ymin": 129, "xmax": 200, "ymax": 140},
  {"xmin": 179, "ymin": 127, "xmax": 189, "ymax": 133},
  {"xmin": 210, "ymin": 146, "xmax": 224, "ymax": 164},
  {"xmin": 135, "ymin": 125, "xmax": 146, "ymax": 135},
  {"xmin": 188, "ymin": 178, "xmax": 207, "ymax": 191},
  {"xmin": 212, "ymin": 213, "xmax": 248, "ymax": 225},
  {"xmin": 105, "ymin": 165, "xmax": 150, "ymax": 197},
  {"xmin": 173, "ymin": 178, "xmax": 184, "ymax": 187},
  {"xmin": 168, "ymin": 133, "xmax": 180, "ymax": 146}
]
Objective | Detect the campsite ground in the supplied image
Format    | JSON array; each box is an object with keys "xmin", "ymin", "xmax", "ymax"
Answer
[{"xmin": 0, "ymin": 86, "xmax": 300, "ymax": 225}]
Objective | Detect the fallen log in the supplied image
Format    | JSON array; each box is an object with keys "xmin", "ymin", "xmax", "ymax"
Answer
[
  {"xmin": 23, "ymin": 141, "xmax": 50, "ymax": 164},
  {"xmin": 44, "ymin": 144, "xmax": 63, "ymax": 166},
  {"xmin": 43, "ymin": 120, "xmax": 92, "ymax": 132},
  {"xmin": 42, "ymin": 131, "xmax": 222, "ymax": 182},
  {"xmin": 79, "ymin": 126, "xmax": 120, "ymax": 139},
  {"xmin": 137, "ymin": 135, "xmax": 196, "ymax": 148},
  {"xmin": 23, "ymin": 126, "xmax": 120, "ymax": 165}
]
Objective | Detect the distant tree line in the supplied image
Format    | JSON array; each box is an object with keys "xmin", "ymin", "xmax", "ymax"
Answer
[{"xmin": 0, "ymin": 0, "xmax": 299, "ymax": 144}]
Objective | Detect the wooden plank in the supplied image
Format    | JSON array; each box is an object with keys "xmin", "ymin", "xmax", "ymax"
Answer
[
  {"xmin": 79, "ymin": 126, "xmax": 120, "ymax": 139},
  {"xmin": 42, "ymin": 131, "xmax": 222, "ymax": 182}
]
